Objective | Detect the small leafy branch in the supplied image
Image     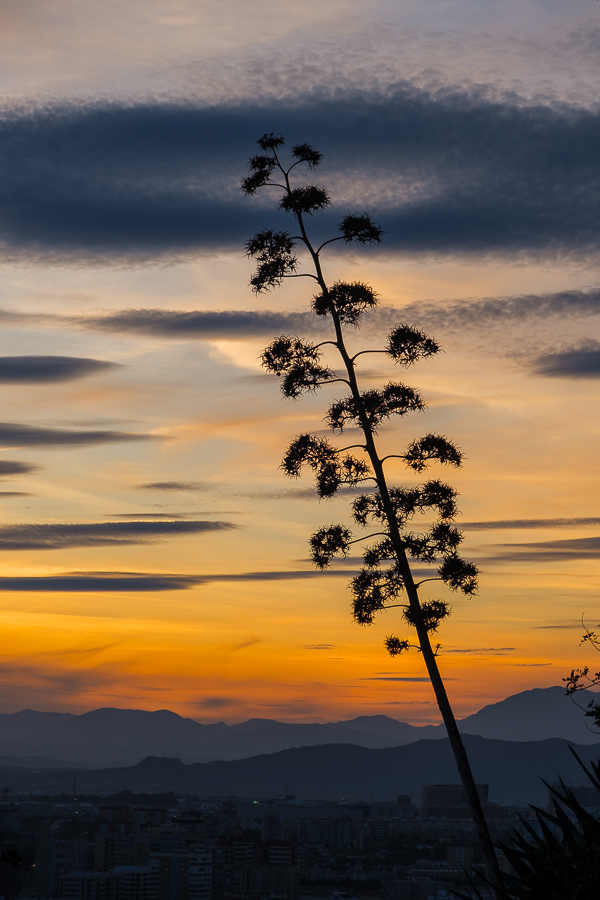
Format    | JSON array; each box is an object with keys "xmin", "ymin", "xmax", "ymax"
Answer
[
  {"xmin": 242, "ymin": 133, "xmax": 506, "ymax": 898},
  {"xmin": 564, "ymin": 618, "xmax": 600, "ymax": 729}
]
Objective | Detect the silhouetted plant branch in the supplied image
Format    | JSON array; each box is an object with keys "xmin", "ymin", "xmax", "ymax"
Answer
[
  {"xmin": 242, "ymin": 133, "xmax": 506, "ymax": 899},
  {"xmin": 564, "ymin": 616, "xmax": 600, "ymax": 730}
]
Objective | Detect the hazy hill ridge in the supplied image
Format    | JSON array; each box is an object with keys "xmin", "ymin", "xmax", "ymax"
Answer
[
  {"xmin": 2, "ymin": 737, "xmax": 600, "ymax": 807},
  {"xmin": 0, "ymin": 686, "xmax": 597, "ymax": 768}
]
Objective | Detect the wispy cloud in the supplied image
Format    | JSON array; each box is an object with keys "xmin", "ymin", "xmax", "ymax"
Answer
[
  {"xmin": 0, "ymin": 356, "xmax": 119, "ymax": 383},
  {"xmin": 533, "ymin": 341, "xmax": 600, "ymax": 378},
  {"xmin": 84, "ymin": 309, "xmax": 317, "ymax": 339},
  {"xmin": 0, "ymin": 460, "xmax": 39, "ymax": 477},
  {"xmin": 462, "ymin": 518, "xmax": 600, "ymax": 530},
  {"xmin": 108, "ymin": 512, "xmax": 191, "ymax": 519},
  {"xmin": 443, "ymin": 647, "xmax": 516, "ymax": 654},
  {"xmin": 491, "ymin": 536, "xmax": 600, "ymax": 563},
  {"xmin": 136, "ymin": 481, "xmax": 207, "ymax": 491},
  {"xmin": 0, "ymin": 422, "xmax": 151, "ymax": 448},
  {"xmin": 0, "ymin": 520, "xmax": 236, "ymax": 550},
  {"xmin": 0, "ymin": 571, "xmax": 204, "ymax": 591},
  {"xmin": 363, "ymin": 676, "xmax": 434, "ymax": 682},
  {"xmin": 303, "ymin": 644, "xmax": 338, "ymax": 650},
  {"xmin": 200, "ymin": 569, "xmax": 357, "ymax": 582}
]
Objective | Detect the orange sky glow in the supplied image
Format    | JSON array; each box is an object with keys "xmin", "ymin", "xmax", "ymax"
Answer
[{"xmin": 0, "ymin": 0, "xmax": 598, "ymax": 725}]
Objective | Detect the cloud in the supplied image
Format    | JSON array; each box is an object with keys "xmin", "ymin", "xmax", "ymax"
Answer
[
  {"xmin": 84, "ymin": 309, "xmax": 317, "ymax": 339},
  {"xmin": 443, "ymin": 647, "xmax": 516, "ymax": 654},
  {"xmin": 200, "ymin": 696, "xmax": 237, "ymax": 709},
  {"xmin": 363, "ymin": 676, "xmax": 435, "ymax": 682},
  {"xmin": 533, "ymin": 341, "xmax": 600, "ymax": 377},
  {"xmin": 2, "ymin": 285, "xmax": 600, "ymax": 346},
  {"xmin": 136, "ymin": 481, "xmax": 207, "ymax": 491},
  {"xmin": 0, "ymin": 566, "xmax": 358, "ymax": 588},
  {"xmin": 0, "ymin": 422, "xmax": 150, "ymax": 447},
  {"xmin": 0, "ymin": 520, "xmax": 236, "ymax": 550},
  {"xmin": 303, "ymin": 644, "xmax": 338, "ymax": 650},
  {"xmin": 0, "ymin": 356, "xmax": 119, "ymax": 383},
  {"xmin": 0, "ymin": 460, "xmax": 39, "ymax": 477},
  {"xmin": 200, "ymin": 569, "xmax": 356, "ymax": 582},
  {"xmin": 396, "ymin": 288, "xmax": 600, "ymax": 331},
  {"xmin": 462, "ymin": 517, "xmax": 600, "ymax": 530},
  {"xmin": 0, "ymin": 87, "xmax": 599, "ymax": 262},
  {"xmin": 0, "ymin": 571, "xmax": 203, "ymax": 591},
  {"xmin": 491, "ymin": 535, "xmax": 600, "ymax": 562},
  {"xmin": 226, "ymin": 637, "xmax": 261, "ymax": 652},
  {"xmin": 513, "ymin": 663, "xmax": 553, "ymax": 667},
  {"xmin": 109, "ymin": 512, "xmax": 190, "ymax": 519},
  {"xmin": 0, "ymin": 492, "xmax": 31, "ymax": 497}
]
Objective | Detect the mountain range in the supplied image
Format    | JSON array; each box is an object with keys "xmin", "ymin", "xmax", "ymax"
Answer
[
  {"xmin": 1, "ymin": 736, "xmax": 599, "ymax": 807},
  {"xmin": 0, "ymin": 686, "xmax": 597, "ymax": 768}
]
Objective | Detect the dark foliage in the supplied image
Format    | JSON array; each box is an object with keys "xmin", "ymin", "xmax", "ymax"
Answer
[
  {"xmin": 279, "ymin": 185, "xmax": 330, "ymax": 216},
  {"xmin": 245, "ymin": 229, "xmax": 298, "ymax": 292},
  {"xmin": 339, "ymin": 213, "xmax": 384, "ymax": 245},
  {"xmin": 404, "ymin": 599, "xmax": 450, "ymax": 633},
  {"xmin": 257, "ymin": 133, "xmax": 285, "ymax": 151},
  {"xmin": 387, "ymin": 324, "xmax": 441, "ymax": 365},
  {"xmin": 310, "ymin": 524, "xmax": 352, "ymax": 569},
  {"xmin": 456, "ymin": 751, "xmax": 600, "ymax": 900},
  {"xmin": 384, "ymin": 635, "xmax": 412, "ymax": 656},
  {"xmin": 351, "ymin": 565, "xmax": 405, "ymax": 624},
  {"xmin": 327, "ymin": 383, "xmax": 425, "ymax": 432},
  {"xmin": 564, "ymin": 622, "xmax": 600, "ymax": 730},
  {"xmin": 291, "ymin": 143, "xmax": 323, "ymax": 168},
  {"xmin": 281, "ymin": 433, "xmax": 371, "ymax": 498},
  {"xmin": 403, "ymin": 433, "xmax": 463, "ymax": 472},
  {"xmin": 312, "ymin": 281, "xmax": 378, "ymax": 325},
  {"xmin": 438, "ymin": 553, "xmax": 479, "ymax": 595},
  {"xmin": 261, "ymin": 336, "xmax": 335, "ymax": 398}
]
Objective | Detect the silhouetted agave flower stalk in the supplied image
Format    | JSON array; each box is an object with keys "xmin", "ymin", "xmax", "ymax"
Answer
[{"xmin": 242, "ymin": 133, "xmax": 505, "ymax": 898}]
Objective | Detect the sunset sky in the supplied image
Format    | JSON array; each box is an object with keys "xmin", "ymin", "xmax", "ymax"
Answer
[{"xmin": 0, "ymin": 0, "xmax": 599, "ymax": 725}]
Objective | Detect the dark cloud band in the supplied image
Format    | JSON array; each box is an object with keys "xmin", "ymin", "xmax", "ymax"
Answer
[
  {"xmin": 0, "ymin": 572, "xmax": 203, "ymax": 591},
  {"xmin": 492, "ymin": 535, "xmax": 600, "ymax": 562},
  {"xmin": 462, "ymin": 517, "xmax": 600, "ymax": 530},
  {"xmin": 533, "ymin": 342, "xmax": 600, "ymax": 378},
  {"xmin": 0, "ymin": 460, "xmax": 38, "ymax": 477},
  {"xmin": 0, "ymin": 87, "xmax": 599, "ymax": 260},
  {"xmin": 136, "ymin": 481, "xmax": 208, "ymax": 491},
  {"xmin": 0, "ymin": 520, "xmax": 235, "ymax": 550},
  {"xmin": 0, "ymin": 422, "xmax": 150, "ymax": 447},
  {"xmin": 0, "ymin": 356, "xmax": 118, "ymax": 383}
]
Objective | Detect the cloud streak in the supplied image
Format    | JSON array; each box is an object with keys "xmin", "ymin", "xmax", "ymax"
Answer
[
  {"xmin": 491, "ymin": 536, "xmax": 600, "ymax": 563},
  {"xmin": 136, "ymin": 481, "xmax": 207, "ymax": 491},
  {"xmin": 462, "ymin": 517, "xmax": 600, "ymax": 530},
  {"xmin": 533, "ymin": 341, "xmax": 600, "ymax": 378},
  {"xmin": 0, "ymin": 356, "xmax": 119, "ymax": 383},
  {"xmin": 1, "ymin": 285, "xmax": 600, "ymax": 346},
  {"xmin": 0, "ymin": 460, "xmax": 39, "ymax": 477},
  {"xmin": 0, "ymin": 520, "xmax": 235, "ymax": 550},
  {"xmin": 0, "ymin": 87, "xmax": 599, "ymax": 261},
  {"xmin": 0, "ymin": 422, "xmax": 151, "ymax": 447},
  {"xmin": 0, "ymin": 571, "xmax": 204, "ymax": 591}
]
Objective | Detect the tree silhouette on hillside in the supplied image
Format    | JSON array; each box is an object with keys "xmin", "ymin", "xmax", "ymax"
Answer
[{"xmin": 242, "ymin": 134, "xmax": 505, "ymax": 898}]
